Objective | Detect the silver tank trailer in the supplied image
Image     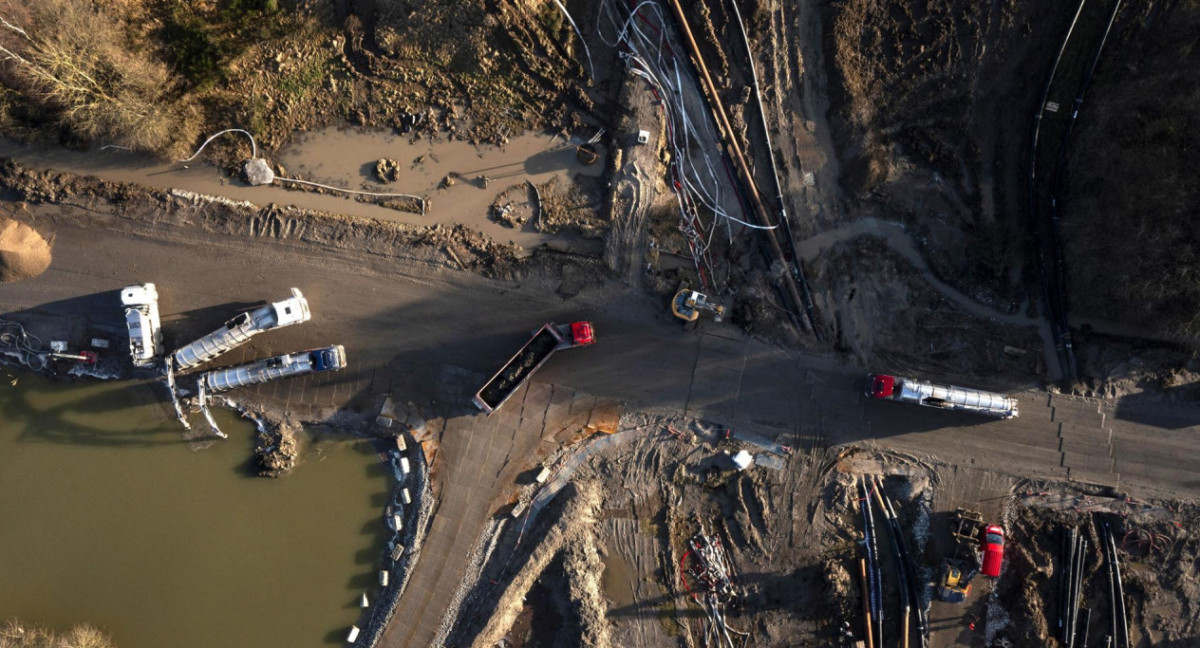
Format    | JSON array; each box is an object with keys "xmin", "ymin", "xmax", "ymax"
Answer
[
  {"xmin": 896, "ymin": 376, "xmax": 1018, "ymax": 419},
  {"xmin": 200, "ymin": 345, "xmax": 346, "ymax": 394},
  {"xmin": 172, "ymin": 288, "xmax": 310, "ymax": 371}
]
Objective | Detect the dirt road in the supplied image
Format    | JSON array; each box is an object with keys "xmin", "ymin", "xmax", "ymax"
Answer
[{"xmin": 5, "ymin": 185, "xmax": 1200, "ymax": 646}]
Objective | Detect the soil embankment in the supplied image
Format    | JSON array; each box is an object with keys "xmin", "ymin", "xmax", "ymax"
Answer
[
  {"xmin": 0, "ymin": 218, "xmax": 51, "ymax": 282},
  {"xmin": 822, "ymin": 0, "xmax": 1073, "ymax": 306},
  {"xmin": 1063, "ymin": 1, "xmax": 1200, "ymax": 342}
]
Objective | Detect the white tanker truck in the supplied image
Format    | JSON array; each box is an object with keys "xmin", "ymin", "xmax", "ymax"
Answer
[
  {"xmin": 866, "ymin": 373, "xmax": 1018, "ymax": 419},
  {"xmin": 172, "ymin": 288, "xmax": 311, "ymax": 371},
  {"xmin": 200, "ymin": 345, "xmax": 346, "ymax": 394}
]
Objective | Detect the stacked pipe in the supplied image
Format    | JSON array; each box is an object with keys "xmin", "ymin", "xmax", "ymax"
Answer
[
  {"xmin": 597, "ymin": 1, "xmax": 729, "ymax": 291},
  {"xmin": 1105, "ymin": 527, "xmax": 1117, "ymax": 645},
  {"xmin": 857, "ymin": 476, "xmax": 883, "ymax": 648},
  {"xmin": 1026, "ymin": 0, "xmax": 1088, "ymax": 380},
  {"xmin": 723, "ymin": 0, "xmax": 821, "ymax": 338},
  {"xmin": 1060, "ymin": 528, "xmax": 1072, "ymax": 643},
  {"xmin": 872, "ymin": 479, "xmax": 909, "ymax": 648},
  {"xmin": 872, "ymin": 475, "xmax": 929, "ymax": 648},
  {"xmin": 683, "ymin": 522, "xmax": 746, "ymax": 648},
  {"xmin": 1101, "ymin": 523, "xmax": 1130, "ymax": 647},
  {"xmin": 1060, "ymin": 527, "xmax": 1089, "ymax": 646},
  {"xmin": 664, "ymin": 0, "xmax": 815, "ymax": 333},
  {"xmin": 1072, "ymin": 536, "xmax": 1087, "ymax": 647},
  {"xmin": 868, "ymin": 478, "xmax": 882, "ymax": 646},
  {"xmin": 1045, "ymin": 0, "xmax": 1126, "ymax": 381}
]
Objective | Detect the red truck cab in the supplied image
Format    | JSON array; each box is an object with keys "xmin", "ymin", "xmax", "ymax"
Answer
[
  {"xmin": 570, "ymin": 321, "xmax": 596, "ymax": 346},
  {"xmin": 981, "ymin": 524, "xmax": 1005, "ymax": 577},
  {"xmin": 867, "ymin": 373, "xmax": 895, "ymax": 399}
]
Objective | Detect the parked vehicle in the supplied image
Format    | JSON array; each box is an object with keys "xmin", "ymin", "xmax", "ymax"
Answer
[
  {"xmin": 200, "ymin": 345, "xmax": 345, "ymax": 394},
  {"xmin": 120, "ymin": 283, "xmax": 162, "ymax": 367},
  {"xmin": 981, "ymin": 524, "xmax": 1005, "ymax": 577},
  {"xmin": 173, "ymin": 288, "xmax": 311, "ymax": 371},
  {"xmin": 472, "ymin": 322, "xmax": 595, "ymax": 415}
]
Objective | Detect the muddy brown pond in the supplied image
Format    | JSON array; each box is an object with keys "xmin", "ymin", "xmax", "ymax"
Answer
[{"xmin": 0, "ymin": 371, "xmax": 390, "ymax": 647}]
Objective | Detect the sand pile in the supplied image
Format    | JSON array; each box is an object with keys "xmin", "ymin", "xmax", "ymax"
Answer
[{"xmin": 0, "ymin": 218, "xmax": 51, "ymax": 282}]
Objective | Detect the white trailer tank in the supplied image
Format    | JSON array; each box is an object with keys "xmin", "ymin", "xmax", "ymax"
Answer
[
  {"xmin": 173, "ymin": 288, "xmax": 310, "ymax": 371},
  {"xmin": 200, "ymin": 345, "xmax": 346, "ymax": 394},
  {"xmin": 866, "ymin": 373, "xmax": 1018, "ymax": 419}
]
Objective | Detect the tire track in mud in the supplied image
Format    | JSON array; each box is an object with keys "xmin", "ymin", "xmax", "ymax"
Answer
[{"xmin": 603, "ymin": 161, "xmax": 649, "ymax": 284}]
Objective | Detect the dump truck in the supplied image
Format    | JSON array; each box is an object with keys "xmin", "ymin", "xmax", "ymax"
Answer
[
  {"xmin": 173, "ymin": 288, "xmax": 311, "ymax": 371},
  {"xmin": 472, "ymin": 322, "xmax": 595, "ymax": 415},
  {"xmin": 200, "ymin": 345, "xmax": 345, "ymax": 394},
  {"xmin": 866, "ymin": 373, "xmax": 1018, "ymax": 419},
  {"xmin": 120, "ymin": 283, "xmax": 163, "ymax": 367}
]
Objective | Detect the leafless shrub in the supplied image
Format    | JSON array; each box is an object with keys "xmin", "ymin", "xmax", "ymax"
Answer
[
  {"xmin": 0, "ymin": 619, "xmax": 116, "ymax": 648},
  {"xmin": 0, "ymin": 0, "xmax": 193, "ymax": 153}
]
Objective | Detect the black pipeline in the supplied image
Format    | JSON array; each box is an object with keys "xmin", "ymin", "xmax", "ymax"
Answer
[{"xmin": 872, "ymin": 475, "xmax": 929, "ymax": 648}]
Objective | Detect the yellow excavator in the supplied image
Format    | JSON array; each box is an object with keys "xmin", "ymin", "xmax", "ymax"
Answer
[
  {"xmin": 671, "ymin": 287, "xmax": 725, "ymax": 323},
  {"xmin": 938, "ymin": 509, "xmax": 984, "ymax": 603}
]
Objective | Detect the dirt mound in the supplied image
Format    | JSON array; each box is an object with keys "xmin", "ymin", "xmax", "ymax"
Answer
[{"xmin": 0, "ymin": 218, "xmax": 51, "ymax": 282}]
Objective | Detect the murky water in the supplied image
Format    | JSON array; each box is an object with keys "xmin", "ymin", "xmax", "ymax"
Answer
[{"xmin": 0, "ymin": 371, "xmax": 390, "ymax": 648}]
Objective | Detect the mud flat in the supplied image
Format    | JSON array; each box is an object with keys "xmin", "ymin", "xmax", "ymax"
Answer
[
  {"xmin": 278, "ymin": 128, "xmax": 605, "ymax": 246},
  {"xmin": 0, "ymin": 128, "xmax": 606, "ymax": 254}
]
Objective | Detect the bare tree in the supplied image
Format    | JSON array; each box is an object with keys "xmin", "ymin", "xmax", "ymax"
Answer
[{"xmin": 0, "ymin": 0, "xmax": 188, "ymax": 152}]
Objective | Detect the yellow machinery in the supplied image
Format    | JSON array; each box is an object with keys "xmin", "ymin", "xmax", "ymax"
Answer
[
  {"xmin": 938, "ymin": 561, "xmax": 976, "ymax": 603},
  {"xmin": 938, "ymin": 509, "xmax": 984, "ymax": 603},
  {"xmin": 671, "ymin": 288, "xmax": 725, "ymax": 323}
]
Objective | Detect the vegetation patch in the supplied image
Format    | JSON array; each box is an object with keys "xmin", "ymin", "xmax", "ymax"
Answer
[
  {"xmin": 0, "ymin": 620, "xmax": 116, "ymax": 648},
  {"xmin": 0, "ymin": 0, "xmax": 192, "ymax": 152}
]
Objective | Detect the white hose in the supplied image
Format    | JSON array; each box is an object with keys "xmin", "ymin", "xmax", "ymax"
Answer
[
  {"xmin": 179, "ymin": 130, "xmax": 427, "ymax": 210},
  {"xmin": 551, "ymin": 0, "xmax": 595, "ymax": 80},
  {"xmin": 177, "ymin": 128, "xmax": 258, "ymax": 163}
]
